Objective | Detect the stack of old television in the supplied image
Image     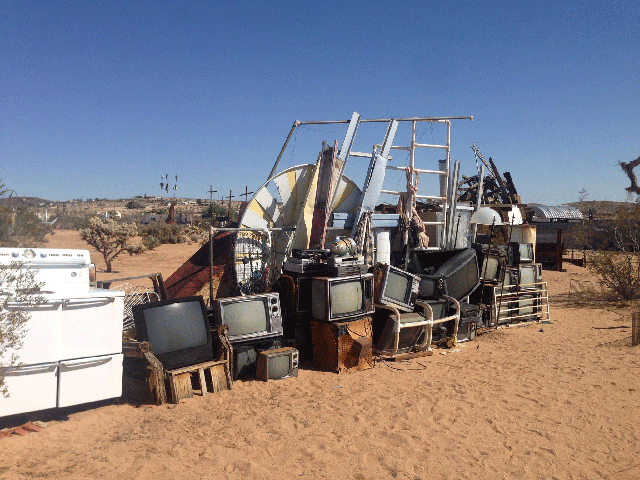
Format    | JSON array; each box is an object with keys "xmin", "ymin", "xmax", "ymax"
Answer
[
  {"xmin": 470, "ymin": 239, "xmax": 544, "ymax": 325},
  {"xmin": 130, "ymin": 241, "xmax": 485, "ymax": 384},
  {"xmin": 277, "ymin": 239, "xmax": 483, "ymax": 372}
]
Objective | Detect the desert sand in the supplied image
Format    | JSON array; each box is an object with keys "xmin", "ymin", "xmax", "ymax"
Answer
[{"xmin": 1, "ymin": 230, "xmax": 639, "ymax": 479}]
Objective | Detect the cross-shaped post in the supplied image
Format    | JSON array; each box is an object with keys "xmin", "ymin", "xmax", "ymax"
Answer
[
  {"xmin": 240, "ymin": 186, "xmax": 254, "ymax": 203},
  {"xmin": 226, "ymin": 190, "xmax": 235, "ymax": 221}
]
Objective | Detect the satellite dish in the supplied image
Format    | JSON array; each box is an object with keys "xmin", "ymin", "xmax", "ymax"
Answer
[{"xmin": 234, "ymin": 164, "xmax": 362, "ymax": 287}]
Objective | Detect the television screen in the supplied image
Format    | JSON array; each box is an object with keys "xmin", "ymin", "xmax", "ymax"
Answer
[
  {"xmin": 143, "ymin": 301, "xmax": 209, "ymax": 354},
  {"xmin": 133, "ymin": 296, "xmax": 213, "ymax": 370},
  {"xmin": 440, "ymin": 250, "xmax": 480, "ymax": 300},
  {"xmin": 212, "ymin": 293, "xmax": 283, "ymax": 344},
  {"xmin": 223, "ymin": 300, "xmax": 268, "ymax": 337},
  {"xmin": 509, "ymin": 242, "xmax": 534, "ymax": 264},
  {"xmin": 480, "ymin": 254, "xmax": 505, "ymax": 283},
  {"xmin": 518, "ymin": 263, "xmax": 541, "ymax": 287},
  {"xmin": 375, "ymin": 264, "xmax": 419, "ymax": 312},
  {"xmin": 330, "ymin": 280, "xmax": 363, "ymax": 316},
  {"xmin": 311, "ymin": 274, "xmax": 374, "ymax": 321},
  {"xmin": 385, "ymin": 269, "xmax": 410, "ymax": 304}
]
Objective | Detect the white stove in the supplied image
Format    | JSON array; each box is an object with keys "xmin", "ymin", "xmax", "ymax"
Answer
[{"xmin": 0, "ymin": 248, "xmax": 125, "ymax": 416}]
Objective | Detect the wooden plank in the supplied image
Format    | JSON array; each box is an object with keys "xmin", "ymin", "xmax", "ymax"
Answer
[
  {"xmin": 198, "ymin": 368, "xmax": 207, "ymax": 396},
  {"xmin": 208, "ymin": 363, "xmax": 231, "ymax": 393},
  {"xmin": 168, "ymin": 372, "xmax": 193, "ymax": 404}
]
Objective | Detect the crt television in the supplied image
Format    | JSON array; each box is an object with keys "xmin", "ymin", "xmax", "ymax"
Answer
[
  {"xmin": 211, "ymin": 292, "xmax": 283, "ymax": 344},
  {"xmin": 409, "ymin": 248, "xmax": 480, "ymax": 301},
  {"xmin": 133, "ymin": 296, "xmax": 213, "ymax": 370},
  {"xmin": 374, "ymin": 263, "xmax": 420, "ymax": 313},
  {"xmin": 509, "ymin": 242, "xmax": 535, "ymax": 264},
  {"xmin": 311, "ymin": 273, "xmax": 374, "ymax": 322},
  {"xmin": 479, "ymin": 253, "xmax": 506, "ymax": 283},
  {"xmin": 256, "ymin": 347, "xmax": 299, "ymax": 381},
  {"xmin": 518, "ymin": 263, "xmax": 542, "ymax": 288}
]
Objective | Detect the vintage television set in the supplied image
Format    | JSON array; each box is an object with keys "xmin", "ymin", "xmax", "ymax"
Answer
[
  {"xmin": 255, "ymin": 347, "xmax": 299, "ymax": 381},
  {"xmin": 211, "ymin": 292, "xmax": 283, "ymax": 344},
  {"xmin": 478, "ymin": 253, "xmax": 506, "ymax": 283},
  {"xmin": 518, "ymin": 263, "xmax": 542, "ymax": 288},
  {"xmin": 311, "ymin": 273, "xmax": 374, "ymax": 322},
  {"xmin": 374, "ymin": 263, "xmax": 420, "ymax": 313},
  {"xmin": 133, "ymin": 296, "xmax": 213, "ymax": 370},
  {"xmin": 509, "ymin": 242, "xmax": 535, "ymax": 265},
  {"xmin": 410, "ymin": 248, "xmax": 480, "ymax": 301}
]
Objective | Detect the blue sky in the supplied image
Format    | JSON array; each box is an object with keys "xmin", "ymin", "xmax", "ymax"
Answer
[{"xmin": 1, "ymin": 0, "xmax": 639, "ymax": 205}]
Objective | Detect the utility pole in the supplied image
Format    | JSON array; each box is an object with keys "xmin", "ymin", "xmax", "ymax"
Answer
[
  {"xmin": 207, "ymin": 185, "xmax": 217, "ymax": 305},
  {"xmin": 226, "ymin": 190, "xmax": 235, "ymax": 222}
]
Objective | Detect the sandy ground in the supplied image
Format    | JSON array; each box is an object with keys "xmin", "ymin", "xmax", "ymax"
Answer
[{"xmin": 1, "ymin": 230, "xmax": 639, "ymax": 479}]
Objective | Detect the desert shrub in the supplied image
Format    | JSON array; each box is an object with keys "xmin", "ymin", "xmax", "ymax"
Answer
[
  {"xmin": 0, "ymin": 206, "xmax": 48, "ymax": 247},
  {"xmin": 126, "ymin": 200, "xmax": 145, "ymax": 209},
  {"xmin": 581, "ymin": 202, "xmax": 640, "ymax": 301},
  {"xmin": 139, "ymin": 222, "xmax": 185, "ymax": 246},
  {"xmin": 54, "ymin": 215, "xmax": 91, "ymax": 230}
]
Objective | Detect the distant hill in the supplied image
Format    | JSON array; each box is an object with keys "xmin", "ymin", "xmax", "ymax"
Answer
[
  {"xmin": 566, "ymin": 200, "xmax": 630, "ymax": 219},
  {"xmin": 0, "ymin": 196, "xmax": 54, "ymax": 207}
]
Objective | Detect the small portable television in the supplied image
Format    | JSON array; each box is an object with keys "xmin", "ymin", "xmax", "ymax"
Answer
[
  {"xmin": 211, "ymin": 292, "xmax": 283, "ymax": 344},
  {"xmin": 509, "ymin": 242, "xmax": 535, "ymax": 264},
  {"xmin": 518, "ymin": 263, "xmax": 542, "ymax": 288},
  {"xmin": 410, "ymin": 248, "xmax": 480, "ymax": 301},
  {"xmin": 311, "ymin": 273, "xmax": 374, "ymax": 322},
  {"xmin": 132, "ymin": 296, "xmax": 213, "ymax": 370},
  {"xmin": 256, "ymin": 347, "xmax": 299, "ymax": 381},
  {"xmin": 374, "ymin": 263, "xmax": 420, "ymax": 313}
]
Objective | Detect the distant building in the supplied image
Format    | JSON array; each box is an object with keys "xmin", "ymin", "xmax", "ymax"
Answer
[{"xmin": 527, "ymin": 205, "xmax": 583, "ymax": 223}]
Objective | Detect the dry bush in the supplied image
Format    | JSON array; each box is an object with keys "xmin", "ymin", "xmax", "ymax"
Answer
[{"xmin": 573, "ymin": 202, "xmax": 640, "ymax": 301}]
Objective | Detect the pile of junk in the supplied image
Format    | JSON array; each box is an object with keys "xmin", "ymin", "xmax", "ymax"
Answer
[{"xmin": 1, "ymin": 113, "xmax": 551, "ymax": 416}]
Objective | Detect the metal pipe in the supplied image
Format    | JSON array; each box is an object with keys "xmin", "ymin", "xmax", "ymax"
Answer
[
  {"xmin": 268, "ymin": 120, "xmax": 301, "ymax": 181},
  {"xmin": 212, "ymin": 227, "xmax": 291, "ymax": 232}
]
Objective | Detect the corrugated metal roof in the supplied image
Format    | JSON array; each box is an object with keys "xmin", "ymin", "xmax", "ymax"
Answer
[{"xmin": 531, "ymin": 205, "xmax": 583, "ymax": 220}]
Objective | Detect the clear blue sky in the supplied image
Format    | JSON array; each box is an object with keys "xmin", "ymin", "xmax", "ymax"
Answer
[{"xmin": 2, "ymin": 0, "xmax": 639, "ymax": 205}]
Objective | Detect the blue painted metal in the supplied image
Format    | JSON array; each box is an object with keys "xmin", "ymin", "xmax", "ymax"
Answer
[{"xmin": 350, "ymin": 119, "xmax": 399, "ymax": 236}]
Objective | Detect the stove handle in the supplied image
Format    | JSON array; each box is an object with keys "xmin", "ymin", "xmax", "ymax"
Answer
[
  {"xmin": 3, "ymin": 300, "xmax": 65, "ymax": 309},
  {"xmin": 61, "ymin": 297, "xmax": 116, "ymax": 306}
]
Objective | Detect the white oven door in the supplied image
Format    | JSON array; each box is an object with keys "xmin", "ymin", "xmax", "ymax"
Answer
[
  {"xmin": 2, "ymin": 297, "xmax": 64, "ymax": 365},
  {"xmin": 0, "ymin": 363, "xmax": 58, "ymax": 417},
  {"xmin": 60, "ymin": 290, "xmax": 125, "ymax": 359},
  {"xmin": 57, "ymin": 353, "xmax": 123, "ymax": 408}
]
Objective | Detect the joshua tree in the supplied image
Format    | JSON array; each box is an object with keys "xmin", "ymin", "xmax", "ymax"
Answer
[{"xmin": 80, "ymin": 217, "xmax": 145, "ymax": 272}]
